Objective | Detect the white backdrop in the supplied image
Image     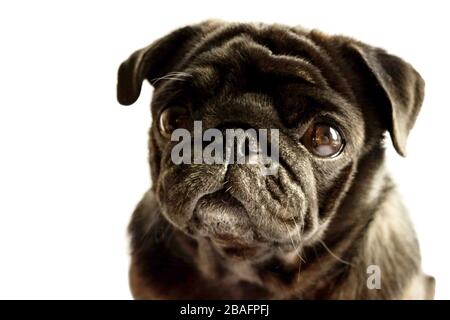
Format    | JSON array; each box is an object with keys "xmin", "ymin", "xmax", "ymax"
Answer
[{"xmin": 0, "ymin": 0, "xmax": 448, "ymax": 299}]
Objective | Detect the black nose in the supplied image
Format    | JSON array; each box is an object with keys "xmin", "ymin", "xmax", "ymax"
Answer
[{"xmin": 214, "ymin": 122, "xmax": 258, "ymax": 161}]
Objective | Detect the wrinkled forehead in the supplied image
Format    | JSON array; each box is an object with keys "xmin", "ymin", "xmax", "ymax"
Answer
[
  {"xmin": 185, "ymin": 35, "xmax": 326, "ymax": 92},
  {"xmin": 178, "ymin": 25, "xmax": 353, "ymax": 96},
  {"xmin": 151, "ymin": 26, "xmax": 360, "ymax": 129}
]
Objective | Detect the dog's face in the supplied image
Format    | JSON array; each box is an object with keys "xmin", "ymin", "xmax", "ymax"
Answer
[{"xmin": 117, "ymin": 21, "xmax": 423, "ymax": 259}]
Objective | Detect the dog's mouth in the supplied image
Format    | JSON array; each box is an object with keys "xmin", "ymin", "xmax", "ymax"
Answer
[
  {"xmin": 188, "ymin": 191, "xmax": 271, "ymax": 255},
  {"xmin": 187, "ymin": 190, "xmax": 254, "ymax": 241},
  {"xmin": 185, "ymin": 190, "xmax": 302, "ymax": 258},
  {"xmin": 187, "ymin": 190, "xmax": 275, "ymax": 258}
]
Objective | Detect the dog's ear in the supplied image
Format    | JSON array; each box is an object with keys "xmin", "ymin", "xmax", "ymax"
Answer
[
  {"xmin": 117, "ymin": 24, "xmax": 205, "ymax": 106},
  {"xmin": 344, "ymin": 41, "xmax": 425, "ymax": 156}
]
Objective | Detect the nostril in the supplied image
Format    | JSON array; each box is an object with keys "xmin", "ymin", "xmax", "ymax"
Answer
[
  {"xmin": 220, "ymin": 123, "xmax": 259, "ymax": 163},
  {"xmin": 243, "ymin": 139, "xmax": 253, "ymax": 157}
]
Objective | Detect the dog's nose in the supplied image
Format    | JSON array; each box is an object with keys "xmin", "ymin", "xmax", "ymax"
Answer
[{"xmin": 213, "ymin": 122, "xmax": 279, "ymax": 176}]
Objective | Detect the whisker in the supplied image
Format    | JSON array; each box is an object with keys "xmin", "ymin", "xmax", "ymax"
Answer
[
  {"xmin": 150, "ymin": 72, "xmax": 193, "ymax": 85},
  {"xmin": 290, "ymin": 216, "xmax": 305, "ymax": 263},
  {"xmin": 283, "ymin": 220, "xmax": 304, "ymax": 284},
  {"xmin": 318, "ymin": 239, "xmax": 353, "ymax": 266}
]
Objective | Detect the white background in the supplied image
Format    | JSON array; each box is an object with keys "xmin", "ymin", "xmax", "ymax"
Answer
[{"xmin": 0, "ymin": 0, "xmax": 448, "ymax": 299}]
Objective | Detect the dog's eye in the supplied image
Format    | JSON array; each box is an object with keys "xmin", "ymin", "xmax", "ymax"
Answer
[
  {"xmin": 301, "ymin": 123, "xmax": 344, "ymax": 158},
  {"xmin": 158, "ymin": 106, "xmax": 190, "ymax": 137}
]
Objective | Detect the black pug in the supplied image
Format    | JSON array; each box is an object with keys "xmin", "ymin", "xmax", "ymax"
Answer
[{"xmin": 117, "ymin": 20, "xmax": 435, "ymax": 299}]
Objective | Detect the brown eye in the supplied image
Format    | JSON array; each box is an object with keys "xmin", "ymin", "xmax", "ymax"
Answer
[
  {"xmin": 302, "ymin": 123, "xmax": 344, "ymax": 158},
  {"xmin": 158, "ymin": 106, "xmax": 190, "ymax": 137}
]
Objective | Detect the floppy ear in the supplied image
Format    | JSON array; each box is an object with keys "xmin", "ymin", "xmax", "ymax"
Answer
[
  {"xmin": 117, "ymin": 25, "xmax": 202, "ymax": 106},
  {"xmin": 345, "ymin": 41, "xmax": 425, "ymax": 156}
]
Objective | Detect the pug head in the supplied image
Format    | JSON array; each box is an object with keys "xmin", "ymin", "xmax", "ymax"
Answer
[{"xmin": 117, "ymin": 21, "xmax": 424, "ymax": 259}]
